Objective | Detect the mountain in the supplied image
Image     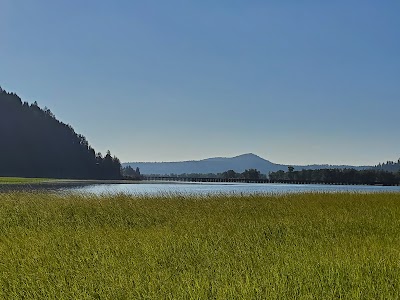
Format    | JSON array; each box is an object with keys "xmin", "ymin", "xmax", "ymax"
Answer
[
  {"xmin": 123, "ymin": 153, "xmax": 372, "ymax": 175},
  {"xmin": 0, "ymin": 87, "xmax": 121, "ymax": 179}
]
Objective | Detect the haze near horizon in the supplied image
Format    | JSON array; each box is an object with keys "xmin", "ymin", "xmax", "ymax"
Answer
[{"xmin": 1, "ymin": 1, "xmax": 399, "ymax": 165}]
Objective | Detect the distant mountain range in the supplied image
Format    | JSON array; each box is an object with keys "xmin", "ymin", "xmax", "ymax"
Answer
[{"xmin": 123, "ymin": 153, "xmax": 372, "ymax": 175}]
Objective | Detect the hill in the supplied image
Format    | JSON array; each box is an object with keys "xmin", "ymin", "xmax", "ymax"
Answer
[
  {"xmin": 0, "ymin": 87, "xmax": 121, "ymax": 179},
  {"xmin": 123, "ymin": 153, "xmax": 371, "ymax": 175}
]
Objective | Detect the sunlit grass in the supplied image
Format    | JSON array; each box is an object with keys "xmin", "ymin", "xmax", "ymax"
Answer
[
  {"xmin": 0, "ymin": 192, "xmax": 400, "ymax": 299},
  {"xmin": 0, "ymin": 177, "xmax": 56, "ymax": 184}
]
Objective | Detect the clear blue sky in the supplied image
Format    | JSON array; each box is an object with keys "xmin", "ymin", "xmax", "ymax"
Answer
[{"xmin": 1, "ymin": 0, "xmax": 399, "ymax": 165}]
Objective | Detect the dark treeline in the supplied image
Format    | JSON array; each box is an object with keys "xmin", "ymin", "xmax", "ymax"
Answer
[
  {"xmin": 139, "ymin": 169, "xmax": 266, "ymax": 180},
  {"xmin": 0, "ymin": 87, "xmax": 121, "ymax": 179},
  {"xmin": 269, "ymin": 167, "xmax": 400, "ymax": 185},
  {"xmin": 122, "ymin": 166, "xmax": 142, "ymax": 179},
  {"xmin": 221, "ymin": 169, "xmax": 266, "ymax": 180},
  {"xmin": 375, "ymin": 159, "xmax": 400, "ymax": 173},
  {"xmin": 138, "ymin": 167, "xmax": 400, "ymax": 185}
]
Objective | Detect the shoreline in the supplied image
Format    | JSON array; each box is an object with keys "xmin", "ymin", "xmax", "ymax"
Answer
[{"xmin": 0, "ymin": 179, "xmax": 142, "ymax": 192}]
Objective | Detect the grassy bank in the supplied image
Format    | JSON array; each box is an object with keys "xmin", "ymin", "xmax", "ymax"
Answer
[
  {"xmin": 1, "ymin": 192, "xmax": 400, "ymax": 299},
  {"xmin": 0, "ymin": 177, "xmax": 56, "ymax": 184}
]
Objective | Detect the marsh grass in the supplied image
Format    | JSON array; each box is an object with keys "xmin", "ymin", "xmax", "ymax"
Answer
[{"xmin": 1, "ymin": 192, "xmax": 400, "ymax": 299}]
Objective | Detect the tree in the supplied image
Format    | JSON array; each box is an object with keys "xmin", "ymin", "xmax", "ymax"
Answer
[
  {"xmin": 287, "ymin": 166, "xmax": 294, "ymax": 180},
  {"xmin": 221, "ymin": 170, "xmax": 237, "ymax": 179},
  {"xmin": 242, "ymin": 169, "xmax": 260, "ymax": 180},
  {"xmin": 122, "ymin": 166, "xmax": 141, "ymax": 179}
]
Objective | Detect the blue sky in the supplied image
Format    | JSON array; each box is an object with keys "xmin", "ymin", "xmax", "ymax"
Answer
[{"xmin": 1, "ymin": 1, "xmax": 399, "ymax": 165}]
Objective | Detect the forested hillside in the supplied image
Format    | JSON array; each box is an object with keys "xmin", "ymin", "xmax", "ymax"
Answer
[{"xmin": 0, "ymin": 87, "xmax": 121, "ymax": 179}]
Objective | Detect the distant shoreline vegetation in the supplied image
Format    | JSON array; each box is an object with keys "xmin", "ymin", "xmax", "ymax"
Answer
[
  {"xmin": 125, "ymin": 167, "xmax": 400, "ymax": 186},
  {"xmin": 269, "ymin": 167, "xmax": 400, "ymax": 186},
  {"xmin": 0, "ymin": 87, "xmax": 121, "ymax": 179}
]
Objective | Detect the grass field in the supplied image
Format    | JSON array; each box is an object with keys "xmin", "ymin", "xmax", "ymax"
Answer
[
  {"xmin": 0, "ymin": 177, "xmax": 56, "ymax": 184},
  {"xmin": 1, "ymin": 192, "xmax": 400, "ymax": 299}
]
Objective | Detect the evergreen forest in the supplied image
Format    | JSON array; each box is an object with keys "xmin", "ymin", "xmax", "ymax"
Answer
[
  {"xmin": 0, "ymin": 87, "xmax": 121, "ymax": 179},
  {"xmin": 269, "ymin": 168, "xmax": 400, "ymax": 185}
]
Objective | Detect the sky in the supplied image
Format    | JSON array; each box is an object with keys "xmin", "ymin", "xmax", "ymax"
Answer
[{"xmin": 1, "ymin": 0, "xmax": 399, "ymax": 165}]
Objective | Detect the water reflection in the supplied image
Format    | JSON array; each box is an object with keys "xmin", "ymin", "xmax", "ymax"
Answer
[{"xmin": 60, "ymin": 182, "xmax": 400, "ymax": 196}]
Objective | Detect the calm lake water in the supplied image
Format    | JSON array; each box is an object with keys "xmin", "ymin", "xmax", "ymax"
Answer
[{"xmin": 59, "ymin": 182, "xmax": 400, "ymax": 196}]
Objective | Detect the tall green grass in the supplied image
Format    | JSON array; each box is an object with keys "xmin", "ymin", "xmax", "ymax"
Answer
[{"xmin": 1, "ymin": 192, "xmax": 400, "ymax": 299}]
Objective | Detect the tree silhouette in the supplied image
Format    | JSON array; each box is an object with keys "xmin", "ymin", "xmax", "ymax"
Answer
[
  {"xmin": 0, "ymin": 87, "xmax": 121, "ymax": 179},
  {"xmin": 269, "ymin": 168, "xmax": 399, "ymax": 185}
]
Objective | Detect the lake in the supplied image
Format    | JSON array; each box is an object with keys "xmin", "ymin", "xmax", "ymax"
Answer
[{"xmin": 58, "ymin": 182, "xmax": 400, "ymax": 196}]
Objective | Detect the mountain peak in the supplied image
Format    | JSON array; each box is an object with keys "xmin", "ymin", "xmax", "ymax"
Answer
[
  {"xmin": 234, "ymin": 153, "xmax": 260, "ymax": 159},
  {"xmin": 123, "ymin": 153, "xmax": 371, "ymax": 175},
  {"xmin": 232, "ymin": 153, "xmax": 267, "ymax": 162}
]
